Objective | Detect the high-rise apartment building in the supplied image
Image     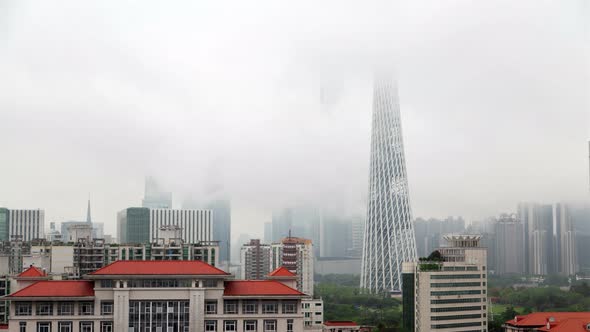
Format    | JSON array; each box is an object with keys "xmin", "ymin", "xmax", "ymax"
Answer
[
  {"xmin": 494, "ymin": 214, "xmax": 525, "ymax": 275},
  {"xmin": 414, "ymin": 217, "xmax": 466, "ymax": 258},
  {"xmin": 270, "ymin": 237, "xmax": 315, "ymax": 297},
  {"xmin": 142, "ymin": 176, "xmax": 172, "ymax": 209},
  {"xmin": 207, "ymin": 199, "xmax": 231, "ymax": 264},
  {"xmin": 240, "ymin": 239, "xmax": 272, "ymax": 280},
  {"xmin": 518, "ymin": 202, "xmax": 554, "ymax": 275},
  {"xmin": 319, "ymin": 216, "xmax": 352, "ymax": 258},
  {"xmin": 6, "ymin": 209, "xmax": 45, "ymax": 242},
  {"xmin": 402, "ymin": 235, "xmax": 488, "ymax": 332},
  {"xmin": 554, "ymin": 203, "xmax": 578, "ymax": 276},
  {"xmin": 361, "ymin": 75, "xmax": 417, "ymax": 294}
]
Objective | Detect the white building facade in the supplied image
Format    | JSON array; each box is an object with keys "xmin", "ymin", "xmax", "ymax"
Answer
[
  {"xmin": 150, "ymin": 209, "xmax": 212, "ymax": 244},
  {"xmin": 8, "ymin": 209, "xmax": 44, "ymax": 242}
]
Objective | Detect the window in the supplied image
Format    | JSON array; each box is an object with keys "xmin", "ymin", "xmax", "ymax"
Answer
[
  {"xmin": 100, "ymin": 321, "xmax": 113, "ymax": 332},
  {"xmin": 305, "ymin": 312, "xmax": 311, "ymax": 318},
  {"xmin": 58, "ymin": 302, "xmax": 74, "ymax": 315},
  {"xmin": 263, "ymin": 320, "xmax": 277, "ymax": 332},
  {"xmin": 37, "ymin": 322, "xmax": 51, "ymax": 332},
  {"xmin": 101, "ymin": 301, "xmax": 113, "ymax": 315},
  {"xmin": 224, "ymin": 301, "xmax": 238, "ymax": 314},
  {"xmin": 430, "ymin": 282, "xmax": 481, "ymax": 288},
  {"xmin": 431, "ymin": 306, "xmax": 482, "ymax": 312},
  {"xmin": 205, "ymin": 300, "xmax": 217, "ymax": 314},
  {"xmin": 303, "ymin": 303, "xmax": 310, "ymax": 309},
  {"xmin": 431, "ymin": 314, "xmax": 482, "ymax": 321},
  {"xmin": 79, "ymin": 302, "xmax": 94, "ymax": 315},
  {"xmin": 430, "ymin": 274, "xmax": 481, "ymax": 279},
  {"xmin": 16, "ymin": 302, "xmax": 32, "ymax": 316},
  {"xmin": 314, "ymin": 312, "xmax": 322, "ymax": 316},
  {"xmin": 242, "ymin": 300, "xmax": 258, "ymax": 314},
  {"xmin": 58, "ymin": 322, "xmax": 72, "ymax": 332},
  {"xmin": 282, "ymin": 301, "xmax": 297, "ymax": 314},
  {"xmin": 80, "ymin": 321, "xmax": 94, "ymax": 332},
  {"xmin": 100, "ymin": 280, "xmax": 113, "ymax": 288},
  {"xmin": 205, "ymin": 320, "xmax": 217, "ymax": 331},
  {"xmin": 19, "ymin": 322, "xmax": 26, "ymax": 332},
  {"xmin": 431, "ymin": 290, "xmax": 481, "ymax": 296},
  {"xmin": 262, "ymin": 301, "xmax": 278, "ymax": 314},
  {"xmin": 287, "ymin": 319, "xmax": 294, "ymax": 332},
  {"xmin": 244, "ymin": 320, "xmax": 257, "ymax": 331},
  {"xmin": 224, "ymin": 320, "xmax": 237, "ymax": 331},
  {"xmin": 431, "ymin": 298, "xmax": 481, "ymax": 305},
  {"xmin": 315, "ymin": 303, "xmax": 322, "ymax": 307},
  {"xmin": 36, "ymin": 302, "xmax": 53, "ymax": 315},
  {"xmin": 204, "ymin": 280, "xmax": 218, "ymax": 287}
]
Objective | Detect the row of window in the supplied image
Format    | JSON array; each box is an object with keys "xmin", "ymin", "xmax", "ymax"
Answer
[
  {"xmin": 209, "ymin": 300, "xmax": 297, "ymax": 315},
  {"xmin": 16, "ymin": 302, "xmax": 113, "ymax": 316},
  {"xmin": 18, "ymin": 321, "xmax": 112, "ymax": 332},
  {"xmin": 441, "ymin": 266, "xmax": 480, "ymax": 271},
  {"xmin": 431, "ymin": 306, "xmax": 482, "ymax": 313},
  {"xmin": 431, "ymin": 290, "xmax": 482, "ymax": 296},
  {"xmin": 430, "ymin": 274, "xmax": 483, "ymax": 279},
  {"xmin": 205, "ymin": 319, "xmax": 291, "ymax": 332},
  {"xmin": 431, "ymin": 321, "xmax": 483, "ymax": 329},
  {"xmin": 430, "ymin": 282, "xmax": 482, "ymax": 288},
  {"xmin": 431, "ymin": 298, "xmax": 485, "ymax": 305},
  {"xmin": 99, "ymin": 279, "xmax": 218, "ymax": 288},
  {"xmin": 431, "ymin": 313, "xmax": 482, "ymax": 321}
]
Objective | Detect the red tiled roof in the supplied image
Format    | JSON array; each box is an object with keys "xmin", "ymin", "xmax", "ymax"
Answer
[
  {"xmin": 505, "ymin": 312, "xmax": 590, "ymax": 327},
  {"xmin": 8, "ymin": 281, "xmax": 94, "ymax": 298},
  {"xmin": 268, "ymin": 267, "xmax": 296, "ymax": 277},
  {"xmin": 89, "ymin": 260, "xmax": 230, "ymax": 276},
  {"xmin": 17, "ymin": 266, "xmax": 46, "ymax": 277},
  {"xmin": 324, "ymin": 321, "xmax": 359, "ymax": 327},
  {"xmin": 224, "ymin": 280, "xmax": 304, "ymax": 296},
  {"xmin": 537, "ymin": 318, "xmax": 590, "ymax": 332}
]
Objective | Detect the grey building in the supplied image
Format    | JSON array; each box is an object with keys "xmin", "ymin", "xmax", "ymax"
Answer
[
  {"xmin": 494, "ymin": 214, "xmax": 525, "ymax": 275},
  {"xmin": 7, "ymin": 209, "xmax": 45, "ymax": 242},
  {"xmin": 142, "ymin": 176, "xmax": 172, "ymax": 209},
  {"xmin": 518, "ymin": 202, "xmax": 554, "ymax": 275},
  {"xmin": 117, "ymin": 207, "xmax": 150, "ymax": 243},
  {"xmin": 554, "ymin": 203, "xmax": 578, "ymax": 276},
  {"xmin": 240, "ymin": 239, "xmax": 272, "ymax": 280},
  {"xmin": 207, "ymin": 199, "xmax": 231, "ymax": 264},
  {"xmin": 271, "ymin": 206, "xmax": 321, "ymax": 257}
]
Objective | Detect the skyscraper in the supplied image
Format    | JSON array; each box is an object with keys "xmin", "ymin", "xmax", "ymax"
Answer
[
  {"xmin": 142, "ymin": 176, "xmax": 172, "ymax": 209},
  {"xmin": 494, "ymin": 214, "xmax": 525, "ymax": 275},
  {"xmin": 361, "ymin": 75, "xmax": 417, "ymax": 294}
]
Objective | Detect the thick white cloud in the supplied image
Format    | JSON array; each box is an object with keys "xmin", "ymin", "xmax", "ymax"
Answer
[{"xmin": 0, "ymin": 0, "xmax": 588, "ymax": 238}]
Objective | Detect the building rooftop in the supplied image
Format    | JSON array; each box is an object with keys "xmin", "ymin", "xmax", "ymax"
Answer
[
  {"xmin": 223, "ymin": 280, "xmax": 304, "ymax": 296},
  {"xmin": 8, "ymin": 281, "xmax": 94, "ymax": 298},
  {"xmin": 17, "ymin": 266, "xmax": 46, "ymax": 278},
  {"xmin": 268, "ymin": 266, "xmax": 297, "ymax": 277},
  {"xmin": 324, "ymin": 321, "xmax": 359, "ymax": 327},
  {"xmin": 89, "ymin": 260, "xmax": 230, "ymax": 276},
  {"xmin": 505, "ymin": 312, "xmax": 590, "ymax": 330}
]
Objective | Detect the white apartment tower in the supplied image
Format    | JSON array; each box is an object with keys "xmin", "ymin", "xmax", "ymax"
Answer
[
  {"xmin": 402, "ymin": 235, "xmax": 488, "ymax": 332},
  {"xmin": 150, "ymin": 209, "xmax": 212, "ymax": 243}
]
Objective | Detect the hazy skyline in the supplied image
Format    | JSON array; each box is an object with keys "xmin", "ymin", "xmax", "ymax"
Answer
[{"xmin": 0, "ymin": 0, "xmax": 588, "ymax": 239}]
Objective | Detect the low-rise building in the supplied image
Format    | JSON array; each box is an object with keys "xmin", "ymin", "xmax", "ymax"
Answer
[
  {"xmin": 503, "ymin": 312, "xmax": 590, "ymax": 332},
  {"xmin": 323, "ymin": 321, "xmax": 359, "ymax": 332},
  {"xmin": 6, "ymin": 260, "xmax": 308, "ymax": 332}
]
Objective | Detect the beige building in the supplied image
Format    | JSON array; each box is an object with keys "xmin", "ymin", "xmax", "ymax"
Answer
[
  {"xmin": 6, "ymin": 260, "xmax": 309, "ymax": 332},
  {"xmin": 402, "ymin": 235, "xmax": 488, "ymax": 332}
]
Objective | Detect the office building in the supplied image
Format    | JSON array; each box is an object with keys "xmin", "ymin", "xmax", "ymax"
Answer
[
  {"xmin": 348, "ymin": 217, "xmax": 364, "ymax": 258},
  {"xmin": 7, "ymin": 260, "xmax": 309, "ymax": 332},
  {"xmin": 117, "ymin": 207, "xmax": 150, "ymax": 243},
  {"xmin": 494, "ymin": 214, "xmax": 525, "ymax": 275},
  {"xmin": 402, "ymin": 235, "xmax": 488, "ymax": 332},
  {"xmin": 0, "ymin": 209, "xmax": 8, "ymax": 242},
  {"xmin": 319, "ymin": 217, "xmax": 351, "ymax": 258},
  {"xmin": 142, "ymin": 176, "xmax": 172, "ymax": 209},
  {"xmin": 7, "ymin": 209, "xmax": 44, "ymax": 242},
  {"xmin": 361, "ymin": 75, "xmax": 417, "ymax": 294},
  {"xmin": 240, "ymin": 239, "xmax": 272, "ymax": 280}
]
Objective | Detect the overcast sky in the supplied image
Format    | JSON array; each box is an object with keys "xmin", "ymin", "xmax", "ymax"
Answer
[{"xmin": 0, "ymin": 0, "xmax": 588, "ymax": 239}]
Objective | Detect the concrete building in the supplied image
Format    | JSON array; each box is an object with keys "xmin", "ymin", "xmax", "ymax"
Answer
[
  {"xmin": 6, "ymin": 260, "xmax": 308, "ymax": 332},
  {"xmin": 402, "ymin": 235, "xmax": 488, "ymax": 332},
  {"xmin": 117, "ymin": 208, "xmax": 150, "ymax": 243},
  {"xmin": 518, "ymin": 203, "xmax": 554, "ymax": 275},
  {"xmin": 6, "ymin": 209, "xmax": 44, "ymax": 242},
  {"xmin": 554, "ymin": 203, "xmax": 578, "ymax": 276},
  {"xmin": 494, "ymin": 214, "xmax": 525, "ymax": 275},
  {"xmin": 271, "ymin": 237, "xmax": 314, "ymax": 297},
  {"xmin": 150, "ymin": 209, "xmax": 212, "ymax": 244},
  {"xmin": 240, "ymin": 239, "xmax": 272, "ymax": 280},
  {"xmin": 503, "ymin": 312, "xmax": 590, "ymax": 332}
]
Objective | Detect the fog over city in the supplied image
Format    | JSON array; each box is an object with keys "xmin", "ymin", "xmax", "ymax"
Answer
[{"xmin": 0, "ymin": 0, "xmax": 588, "ymax": 238}]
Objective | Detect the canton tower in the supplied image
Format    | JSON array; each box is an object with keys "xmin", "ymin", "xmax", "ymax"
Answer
[{"xmin": 360, "ymin": 74, "xmax": 417, "ymax": 294}]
